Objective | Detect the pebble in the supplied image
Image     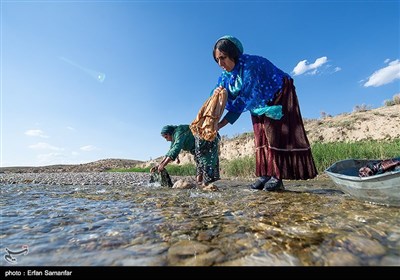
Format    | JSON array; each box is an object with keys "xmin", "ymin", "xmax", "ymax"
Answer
[{"xmin": 0, "ymin": 172, "xmax": 152, "ymax": 186}]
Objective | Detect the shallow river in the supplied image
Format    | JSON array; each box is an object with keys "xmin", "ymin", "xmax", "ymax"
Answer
[{"xmin": 1, "ymin": 173, "xmax": 399, "ymax": 266}]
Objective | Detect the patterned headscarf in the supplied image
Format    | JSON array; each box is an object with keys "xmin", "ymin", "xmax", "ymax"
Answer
[
  {"xmin": 161, "ymin": 125, "xmax": 177, "ymax": 135},
  {"xmin": 217, "ymin": 35, "xmax": 244, "ymax": 54}
]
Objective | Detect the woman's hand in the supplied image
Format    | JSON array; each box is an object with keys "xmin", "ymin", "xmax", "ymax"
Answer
[
  {"xmin": 154, "ymin": 156, "xmax": 171, "ymax": 173},
  {"xmin": 150, "ymin": 165, "xmax": 158, "ymax": 173},
  {"xmin": 157, "ymin": 163, "xmax": 165, "ymax": 172},
  {"xmin": 213, "ymin": 86, "xmax": 224, "ymax": 96},
  {"xmin": 151, "ymin": 163, "xmax": 165, "ymax": 172}
]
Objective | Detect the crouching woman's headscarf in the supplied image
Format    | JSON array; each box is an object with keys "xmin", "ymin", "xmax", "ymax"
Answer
[{"xmin": 161, "ymin": 125, "xmax": 177, "ymax": 135}]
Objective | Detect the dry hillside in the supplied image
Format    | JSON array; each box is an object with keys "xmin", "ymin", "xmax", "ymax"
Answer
[
  {"xmin": 154, "ymin": 104, "xmax": 400, "ymax": 166},
  {"xmin": 0, "ymin": 158, "xmax": 143, "ymax": 173},
  {"xmin": 2, "ymin": 104, "xmax": 398, "ymax": 173}
]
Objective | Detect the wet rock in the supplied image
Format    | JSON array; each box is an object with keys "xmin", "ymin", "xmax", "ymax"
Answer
[
  {"xmin": 345, "ymin": 235, "xmax": 387, "ymax": 256},
  {"xmin": 380, "ymin": 255, "xmax": 400, "ymax": 266},
  {"xmin": 124, "ymin": 242, "xmax": 169, "ymax": 256},
  {"xmin": 325, "ymin": 251, "xmax": 361, "ymax": 266},
  {"xmin": 167, "ymin": 240, "xmax": 211, "ymax": 265},
  {"xmin": 197, "ymin": 230, "xmax": 215, "ymax": 241},
  {"xmin": 179, "ymin": 249, "xmax": 224, "ymax": 266},
  {"xmin": 218, "ymin": 252, "xmax": 301, "ymax": 266},
  {"xmin": 201, "ymin": 183, "xmax": 219, "ymax": 192},
  {"xmin": 172, "ymin": 179, "xmax": 195, "ymax": 189}
]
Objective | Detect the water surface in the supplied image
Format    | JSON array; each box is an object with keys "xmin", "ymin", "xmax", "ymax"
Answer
[{"xmin": 1, "ymin": 176, "xmax": 399, "ymax": 266}]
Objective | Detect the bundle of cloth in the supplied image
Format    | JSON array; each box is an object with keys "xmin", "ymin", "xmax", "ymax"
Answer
[
  {"xmin": 359, "ymin": 158, "xmax": 400, "ymax": 177},
  {"xmin": 149, "ymin": 169, "xmax": 173, "ymax": 187},
  {"xmin": 190, "ymin": 88, "xmax": 227, "ymax": 141}
]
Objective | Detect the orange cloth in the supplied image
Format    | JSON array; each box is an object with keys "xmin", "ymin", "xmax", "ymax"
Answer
[{"xmin": 190, "ymin": 88, "xmax": 227, "ymax": 141}]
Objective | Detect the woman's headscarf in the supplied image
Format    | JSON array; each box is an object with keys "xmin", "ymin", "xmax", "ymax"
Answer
[
  {"xmin": 216, "ymin": 35, "xmax": 244, "ymax": 55},
  {"xmin": 161, "ymin": 125, "xmax": 177, "ymax": 135},
  {"xmin": 214, "ymin": 36, "xmax": 290, "ymax": 114}
]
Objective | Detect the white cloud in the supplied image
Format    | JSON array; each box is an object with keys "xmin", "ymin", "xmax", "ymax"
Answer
[
  {"xmin": 80, "ymin": 145, "xmax": 97, "ymax": 151},
  {"xmin": 29, "ymin": 142, "xmax": 63, "ymax": 151},
  {"xmin": 67, "ymin": 126, "xmax": 75, "ymax": 131},
  {"xmin": 36, "ymin": 151, "xmax": 85, "ymax": 166},
  {"xmin": 37, "ymin": 152, "xmax": 65, "ymax": 165},
  {"xmin": 25, "ymin": 129, "xmax": 48, "ymax": 138},
  {"xmin": 292, "ymin": 56, "xmax": 328, "ymax": 76},
  {"xmin": 333, "ymin": 67, "xmax": 342, "ymax": 73},
  {"xmin": 364, "ymin": 59, "xmax": 400, "ymax": 87}
]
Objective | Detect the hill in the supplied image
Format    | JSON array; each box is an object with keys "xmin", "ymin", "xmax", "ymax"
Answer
[
  {"xmin": 0, "ymin": 158, "xmax": 143, "ymax": 173},
  {"xmin": 151, "ymin": 104, "xmax": 400, "ymax": 166},
  {"xmin": 1, "ymin": 104, "xmax": 399, "ymax": 173}
]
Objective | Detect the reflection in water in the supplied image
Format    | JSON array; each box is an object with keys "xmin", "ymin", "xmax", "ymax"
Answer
[{"xmin": 1, "ymin": 179, "xmax": 399, "ymax": 266}]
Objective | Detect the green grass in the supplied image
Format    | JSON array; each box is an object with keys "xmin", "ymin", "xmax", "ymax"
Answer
[
  {"xmin": 109, "ymin": 139, "xmax": 400, "ymax": 177},
  {"xmin": 109, "ymin": 163, "xmax": 196, "ymax": 176},
  {"xmin": 311, "ymin": 139, "xmax": 400, "ymax": 173},
  {"xmin": 163, "ymin": 163, "xmax": 197, "ymax": 176},
  {"xmin": 110, "ymin": 166, "xmax": 152, "ymax": 173},
  {"xmin": 222, "ymin": 139, "xmax": 400, "ymax": 176},
  {"xmin": 220, "ymin": 156, "xmax": 255, "ymax": 179}
]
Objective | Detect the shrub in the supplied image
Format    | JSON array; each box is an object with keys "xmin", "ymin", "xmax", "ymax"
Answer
[
  {"xmin": 353, "ymin": 104, "xmax": 371, "ymax": 112},
  {"xmin": 384, "ymin": 99, "xmax": 395, "ymax": 106},
  {"xmin": 393, "ymin": 93, "xmax": 400, "ymax": 105}
]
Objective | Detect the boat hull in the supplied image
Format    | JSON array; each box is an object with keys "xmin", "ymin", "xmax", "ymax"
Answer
[{"xmin": 325, "ymin": 159, "xmax": 400, "ymax": 207}]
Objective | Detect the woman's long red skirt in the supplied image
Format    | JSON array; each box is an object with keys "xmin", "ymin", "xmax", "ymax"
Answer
[{"xmin": 252, "ymin": 77, "xmax": 318, "ymax": 180}]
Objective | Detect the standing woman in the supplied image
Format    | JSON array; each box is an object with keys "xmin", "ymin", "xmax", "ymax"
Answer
[{"xmin": 213, "ymin": 35, "xmax": 318, "ymax": 191}]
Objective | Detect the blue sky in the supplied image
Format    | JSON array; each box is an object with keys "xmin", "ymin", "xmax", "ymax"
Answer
[{"xmin": 1, "ymin": 0, "xmax": 399, "ymax": 167}]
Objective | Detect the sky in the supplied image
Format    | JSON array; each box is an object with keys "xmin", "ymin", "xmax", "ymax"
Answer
[{"xmin": 1, "ymin": 0, "xmax": 399, "ymax": 167}]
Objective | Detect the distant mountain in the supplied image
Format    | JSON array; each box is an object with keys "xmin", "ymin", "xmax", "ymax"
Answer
[{"xmin": 0, "ymin": 158, "xmax": 143, "ymax": 173}]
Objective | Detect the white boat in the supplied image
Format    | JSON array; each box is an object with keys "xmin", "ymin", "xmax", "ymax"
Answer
[{"xmin": 325, "ymin": 158, "xmax": 400, "ymax": 207}]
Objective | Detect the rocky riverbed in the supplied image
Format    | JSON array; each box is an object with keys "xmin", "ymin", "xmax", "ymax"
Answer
[
  {"xmin": 1, "ymin": 171, "xmax": 399, "ymax": 266},
  {"xmin": 0, "ymin": 171, "xmax": 150, "ymax": 186}
]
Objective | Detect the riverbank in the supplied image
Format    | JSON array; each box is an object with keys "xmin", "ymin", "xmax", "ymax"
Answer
[{"xmin": 0, "ymin": 170, "xmax": 331, "ymax": 188}]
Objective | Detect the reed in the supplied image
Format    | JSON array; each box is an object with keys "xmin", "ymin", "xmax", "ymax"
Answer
[
  {"xmin": 110, "ymin": 139, "xmax": 399, "ymax": 177},
  {"xmin": 220, "ymin": 156, "xmax": 255, "ymax": 179},
  {"xmin": 109, "ymin": 163, "xmax": 196, "ymax": 176},
  {"xmin": 311, "ymin": 139, "xmax": 400, "ymax": 173}
]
